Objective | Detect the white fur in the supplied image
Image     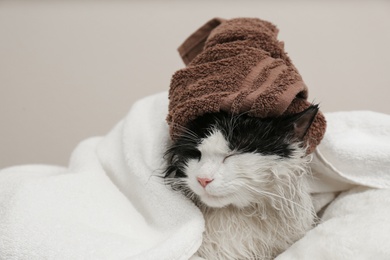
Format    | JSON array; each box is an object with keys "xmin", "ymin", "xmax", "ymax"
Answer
[{"xmin": 184, "ymin": 130, "xmax": 315, "ymax": 260}]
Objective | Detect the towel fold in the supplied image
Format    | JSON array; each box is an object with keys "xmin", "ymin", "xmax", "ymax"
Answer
[{"xmin": 167, "ymin": 18, "xmax": 326, "ymax": 153}]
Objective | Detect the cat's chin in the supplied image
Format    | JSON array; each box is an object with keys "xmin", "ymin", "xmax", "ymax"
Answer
[
  {"xmin": 201, "ymin": 198, "xmax": 227, "ymax": 208},
  {"xmin": 200, "ymin": 194, "xmax": 250, "ymax": 209}
]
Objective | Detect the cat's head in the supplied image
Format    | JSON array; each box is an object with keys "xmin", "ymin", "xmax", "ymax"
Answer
[{"xmin": 164, "ymin": 105, "xmax": 318, "ymax": 208}]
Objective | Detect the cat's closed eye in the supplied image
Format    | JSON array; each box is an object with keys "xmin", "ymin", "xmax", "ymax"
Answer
[{"xmin": 222, "ymin": 153, "xmax": 237, "ymax": 163}]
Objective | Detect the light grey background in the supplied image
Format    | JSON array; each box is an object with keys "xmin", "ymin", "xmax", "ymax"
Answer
[{"xmin": 1, "ymin": 0, "xmax": 390, "ymax": 168}]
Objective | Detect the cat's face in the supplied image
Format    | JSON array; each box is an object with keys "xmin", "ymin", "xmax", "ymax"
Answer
[
  {"xmin": 185, "ymin": 129, "xmax": 307, "ymax": 208},
  {"xmin": 164, "ymin": 106, "xmax": 318, "ymax": 209}
]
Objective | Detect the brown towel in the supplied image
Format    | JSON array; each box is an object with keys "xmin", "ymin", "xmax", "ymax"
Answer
[{"xmin": 167, "ymin": 18, "xmax": 326, "ymax": 154}]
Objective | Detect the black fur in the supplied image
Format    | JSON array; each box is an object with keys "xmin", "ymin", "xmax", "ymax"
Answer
[{"xmin": 164, "ymin": 105, "xmax": 319, "ymax": 180}]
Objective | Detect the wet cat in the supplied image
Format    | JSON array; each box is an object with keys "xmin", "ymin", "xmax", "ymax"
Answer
[{"xmin": 163, "ymin": 106, "xmax": 318, "ymax": 260}]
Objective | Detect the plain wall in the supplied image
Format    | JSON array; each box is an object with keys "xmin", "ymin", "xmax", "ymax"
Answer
[{"xmin": 1, "ymin": 0, "xmax": 390, "ymax": 168}]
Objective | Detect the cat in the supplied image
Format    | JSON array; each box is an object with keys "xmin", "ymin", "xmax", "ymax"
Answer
[{"xmin": 163, "ymin": 105, "xmax": 319, "ymax": 260}]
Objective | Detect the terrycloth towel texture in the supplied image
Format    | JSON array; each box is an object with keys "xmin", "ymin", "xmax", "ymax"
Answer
[
  {"xmin": 1, "ymin": 92, "xmax": 390, "ymax": 259},
  {"xmin": 167, "ymin": 18, "xmax": 326, "ymax": 153}
]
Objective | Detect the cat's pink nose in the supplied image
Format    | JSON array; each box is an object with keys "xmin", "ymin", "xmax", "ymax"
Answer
[{"xmin": 197, "ymin": 177, "xmax": 214, "ymax": 188}]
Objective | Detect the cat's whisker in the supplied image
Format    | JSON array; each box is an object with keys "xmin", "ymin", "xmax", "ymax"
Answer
[
  {"xmin": 170, "ymin": 122, "xmax": 200, "ymax": 141},
  {"xmin": 239, "ymin": 182, "xmax": 314, "ymax": 217},
  {"xmin": 165, "ymin": 143, "xmax": 197, "ymax": 152}
]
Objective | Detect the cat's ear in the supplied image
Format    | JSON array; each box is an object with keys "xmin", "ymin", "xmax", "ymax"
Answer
[{"xmin": 290, "ymin": 105, "xmax": 319, "ymax": 141}]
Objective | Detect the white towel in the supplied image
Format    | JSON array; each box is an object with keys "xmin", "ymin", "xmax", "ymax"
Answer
[
  {"xmin": 1, "ymin": 92, "xmax": 390, "ymax": 260},
  {"xmin": 0, "ymin": 92, "xmax": 204, "ymax": 260},
  {"xmin": 313, "ymin": 110, "xmax": 390, "ymax": 189}
]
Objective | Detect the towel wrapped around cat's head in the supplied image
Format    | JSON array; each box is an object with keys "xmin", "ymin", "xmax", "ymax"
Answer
[{"xmin": 167, "ymin": 17, "xmax": 326, "ymax": 154}]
